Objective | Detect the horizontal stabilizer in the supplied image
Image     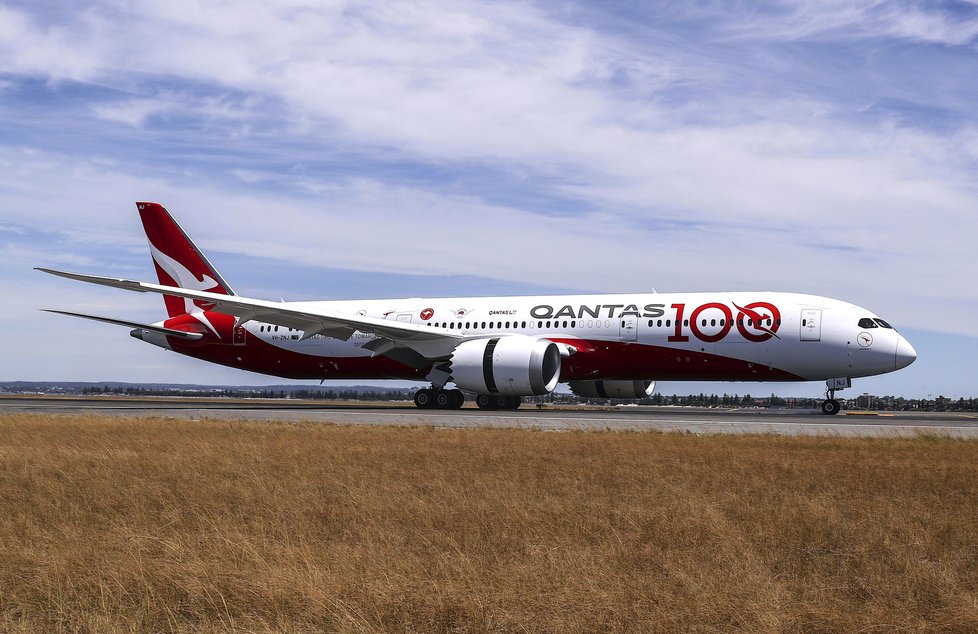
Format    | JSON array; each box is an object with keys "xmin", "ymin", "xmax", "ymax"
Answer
[{"xmin": 41, "ymin": 309, "xmax": 204, "ymax": 340}]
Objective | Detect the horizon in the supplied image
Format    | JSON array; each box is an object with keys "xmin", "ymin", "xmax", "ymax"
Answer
[{"xmin": 2, "ymin": 379, "xmax": 974, "ymax": 402}]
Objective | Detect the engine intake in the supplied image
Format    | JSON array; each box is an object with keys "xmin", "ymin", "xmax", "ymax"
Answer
[
  {"xmin": 451, "ymin": 336, "xmax": 561, "ymax": 396},
  {"xmin": 568, "ymin": 380, "xmax": 656, "ymax": 400}
]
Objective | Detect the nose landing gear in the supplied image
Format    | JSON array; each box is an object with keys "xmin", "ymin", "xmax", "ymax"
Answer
[{"xmin": 822, "ymin": 377, "xmax": 851, "ymax": 415}]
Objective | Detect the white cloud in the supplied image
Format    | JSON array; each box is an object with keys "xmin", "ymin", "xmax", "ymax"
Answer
[
  {"xmin": 716, "ymin": 1, "xmax": 978, "ymax": 45},
  {"xmin": 91, "ymin": 99, "xmax": 168, "ymax": 128},
  {"xmin": 0, "ymin": 5, "xmax": 108, "ymax": 81}
]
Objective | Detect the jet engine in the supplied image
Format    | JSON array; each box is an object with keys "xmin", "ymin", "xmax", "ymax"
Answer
[
  {"xmin": 451, "ymin": 336, "xmax": 561, "ymax": 396},
  {"xmin": 568, "ymin": 380, "xmax": 656, "ymax": 399}
]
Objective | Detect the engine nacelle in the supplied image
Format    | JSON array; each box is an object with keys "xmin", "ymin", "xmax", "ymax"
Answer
[
  {"xmin": 451, "ymin": 336, "xmax": 561, "ymax": 396},
  {"xmin": 568, "ymin": 380, "xmax": 656, "ymax": 400}
]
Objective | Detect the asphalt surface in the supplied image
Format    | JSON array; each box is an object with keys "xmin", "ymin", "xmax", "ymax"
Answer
[{"xmin": 3, "ymin": 396, "xmax": 977, "ymax": 437}]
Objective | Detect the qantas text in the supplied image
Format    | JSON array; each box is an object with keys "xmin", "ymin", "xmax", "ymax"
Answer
[{"xmin": 531, "ymin": 304, "xmax": 665, "ymax": 319}]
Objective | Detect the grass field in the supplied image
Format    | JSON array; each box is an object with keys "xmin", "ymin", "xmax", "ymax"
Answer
[{"xmin": 1, "ymin": 414, "xmax": 977, "ymax": 632}]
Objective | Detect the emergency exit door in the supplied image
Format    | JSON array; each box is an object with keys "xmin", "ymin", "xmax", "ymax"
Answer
[
  {"xmin": 800, "ymin": 309, "xmax": 822, "ymax": 341},
  {"xmin": 620, "ymin": 316, "xmax": 638, "ymax": 342}
]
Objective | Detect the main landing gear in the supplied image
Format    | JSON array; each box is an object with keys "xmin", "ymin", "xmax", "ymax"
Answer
[
  {"xmin": 414, "ymin": 388, "xmax": 464, "ymax": 410},
  {"xmin": 474, "ymin": 394, "xmax": 522, "ymax": 411},
  {"xmin": 821, "ymin": 377, "xmax": 851, "ymax": 415},
  {"xmin": 411, "ymin": 389, "xmax": 524, "ymax": 410}
]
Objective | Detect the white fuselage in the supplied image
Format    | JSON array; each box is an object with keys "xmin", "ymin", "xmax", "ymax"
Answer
[{"xmin": 188, "ymin": 291, "xmax": 914, "ymax": 382}]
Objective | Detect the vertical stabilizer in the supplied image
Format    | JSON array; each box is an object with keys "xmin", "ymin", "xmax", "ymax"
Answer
[{"xmin": 136, "ymin": 202, "xmax": 235, "ymax": 318}]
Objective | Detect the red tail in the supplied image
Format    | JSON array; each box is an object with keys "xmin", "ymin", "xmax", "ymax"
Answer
[{"xmin": 137, "ymin": 202, "xmax": 235, "ymax": 318}]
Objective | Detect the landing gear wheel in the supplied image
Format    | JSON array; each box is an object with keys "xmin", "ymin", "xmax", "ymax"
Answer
[
  {"xmin": 434, "ymin": 390, "xmax": 452, "ymax": 409},
  {"xmin": 821, "ymin": 399, "xmax": 841, "ymax": 416},
  {"xmin": 494, "ymin": 395, "xmax": 522, "ymax": 410},
  {"xmin": 414, "ymin": 388, "xmax": 434, "ymax": 409},
  {"xmin": 449, "ymin": 389, "xmax": 465, "ymax": 410},
  {"xmin": 475, "ymin": 394, "xmax": 495, "ymax": 410}
]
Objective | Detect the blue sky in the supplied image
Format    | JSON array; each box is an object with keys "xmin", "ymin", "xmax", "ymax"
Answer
[{"xmin": 1, "ymin": 0, "xmax": 977, "ymax": 398}]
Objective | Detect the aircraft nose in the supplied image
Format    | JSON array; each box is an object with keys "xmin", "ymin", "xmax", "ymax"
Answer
[{"xmin": 895, "ymin": 335, "xmax": 917, "ymax": 370}]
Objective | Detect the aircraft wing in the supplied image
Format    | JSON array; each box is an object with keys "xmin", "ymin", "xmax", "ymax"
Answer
[{"xmin": 36, "ymin": 267, "xmax": 465, "ymax": 360}]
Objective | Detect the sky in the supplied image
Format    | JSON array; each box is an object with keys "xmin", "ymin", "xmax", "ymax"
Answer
[{"xmin": 1, "ymin": 0, "xmax": 977, "ymax": 398}]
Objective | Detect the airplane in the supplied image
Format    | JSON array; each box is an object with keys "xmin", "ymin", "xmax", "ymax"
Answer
[{"xmin": 37, "ymin": 202, "xmax": 917, "ymax": 415}]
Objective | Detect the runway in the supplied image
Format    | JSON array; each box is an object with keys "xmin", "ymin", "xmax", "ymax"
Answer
[{"xmin": 3, "ymin": 396, "xmax": 977, "ymax": 437}]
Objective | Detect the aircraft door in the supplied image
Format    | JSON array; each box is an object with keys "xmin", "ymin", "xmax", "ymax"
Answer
[
  {"xmin": 233, "ymin": 323, "xmax": 247, "ymax": 345},
  {"xmin": 619, "ymin": 316, "xmax": 638, "ymax": 342},
  {"xmin": 800, "ymin": 309, "xmax": 822, "ymax": 341}
]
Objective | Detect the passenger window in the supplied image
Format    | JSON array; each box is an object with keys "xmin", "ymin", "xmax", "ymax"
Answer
[
  {"xmin": 571, "ymin": 321, "xmax": 575, "ymax": 328},
  {"xmin": 648, "ymin": 320, "xmax": 654, "ymax": 327},
  {"xmin": 522, "ymin": 321, "xmax": 527, "ymax": 328},
  {"xmin": 874, "ymin": 319, "xmax": 893, "ymax": 329},
  {"xmin": 858, "ymin": 318, "xmax": 878, "ymax": 328}
]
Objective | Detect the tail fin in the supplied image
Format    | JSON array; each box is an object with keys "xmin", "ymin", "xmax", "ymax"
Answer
[{"xmin": 137, "ymin": 202, "xmax": 235, "ymax": 318}]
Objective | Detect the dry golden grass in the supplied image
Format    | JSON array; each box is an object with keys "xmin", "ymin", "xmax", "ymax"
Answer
[{"xmin": 1, "ymin": 414, "xmax": 977, "ymax": 633}]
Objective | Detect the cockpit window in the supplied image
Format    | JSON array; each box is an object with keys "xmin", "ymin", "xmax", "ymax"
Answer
[
  {"xmin": 873, "ymin": 318, "xmax": 893, "ymax": 329},
  {"xmin": 857, "ymin": 318, "xmax": 878, "ymax": 328}
]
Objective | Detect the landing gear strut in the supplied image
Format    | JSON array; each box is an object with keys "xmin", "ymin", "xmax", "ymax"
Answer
[
  {"xmin": 821, "ymin": 378, "xmax": 851, "ymax": 415},
  {"xmin": 414, "ymin": 387, "xmax": 464, "ymax": 410}
]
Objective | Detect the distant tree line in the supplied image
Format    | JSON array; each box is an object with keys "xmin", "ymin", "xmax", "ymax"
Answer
[
  {"xmin": 78, "ymin": 385, "xmax": 417, "ymax": 401},
  {"xmin": 30, "ymin": 385, "xmax": 978, "ymax": 412}
]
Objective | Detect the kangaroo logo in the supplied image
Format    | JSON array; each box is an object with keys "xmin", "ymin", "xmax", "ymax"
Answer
[{"xmin": 149, "ymin": 241, "xmax": 223, "ymax": 336}]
